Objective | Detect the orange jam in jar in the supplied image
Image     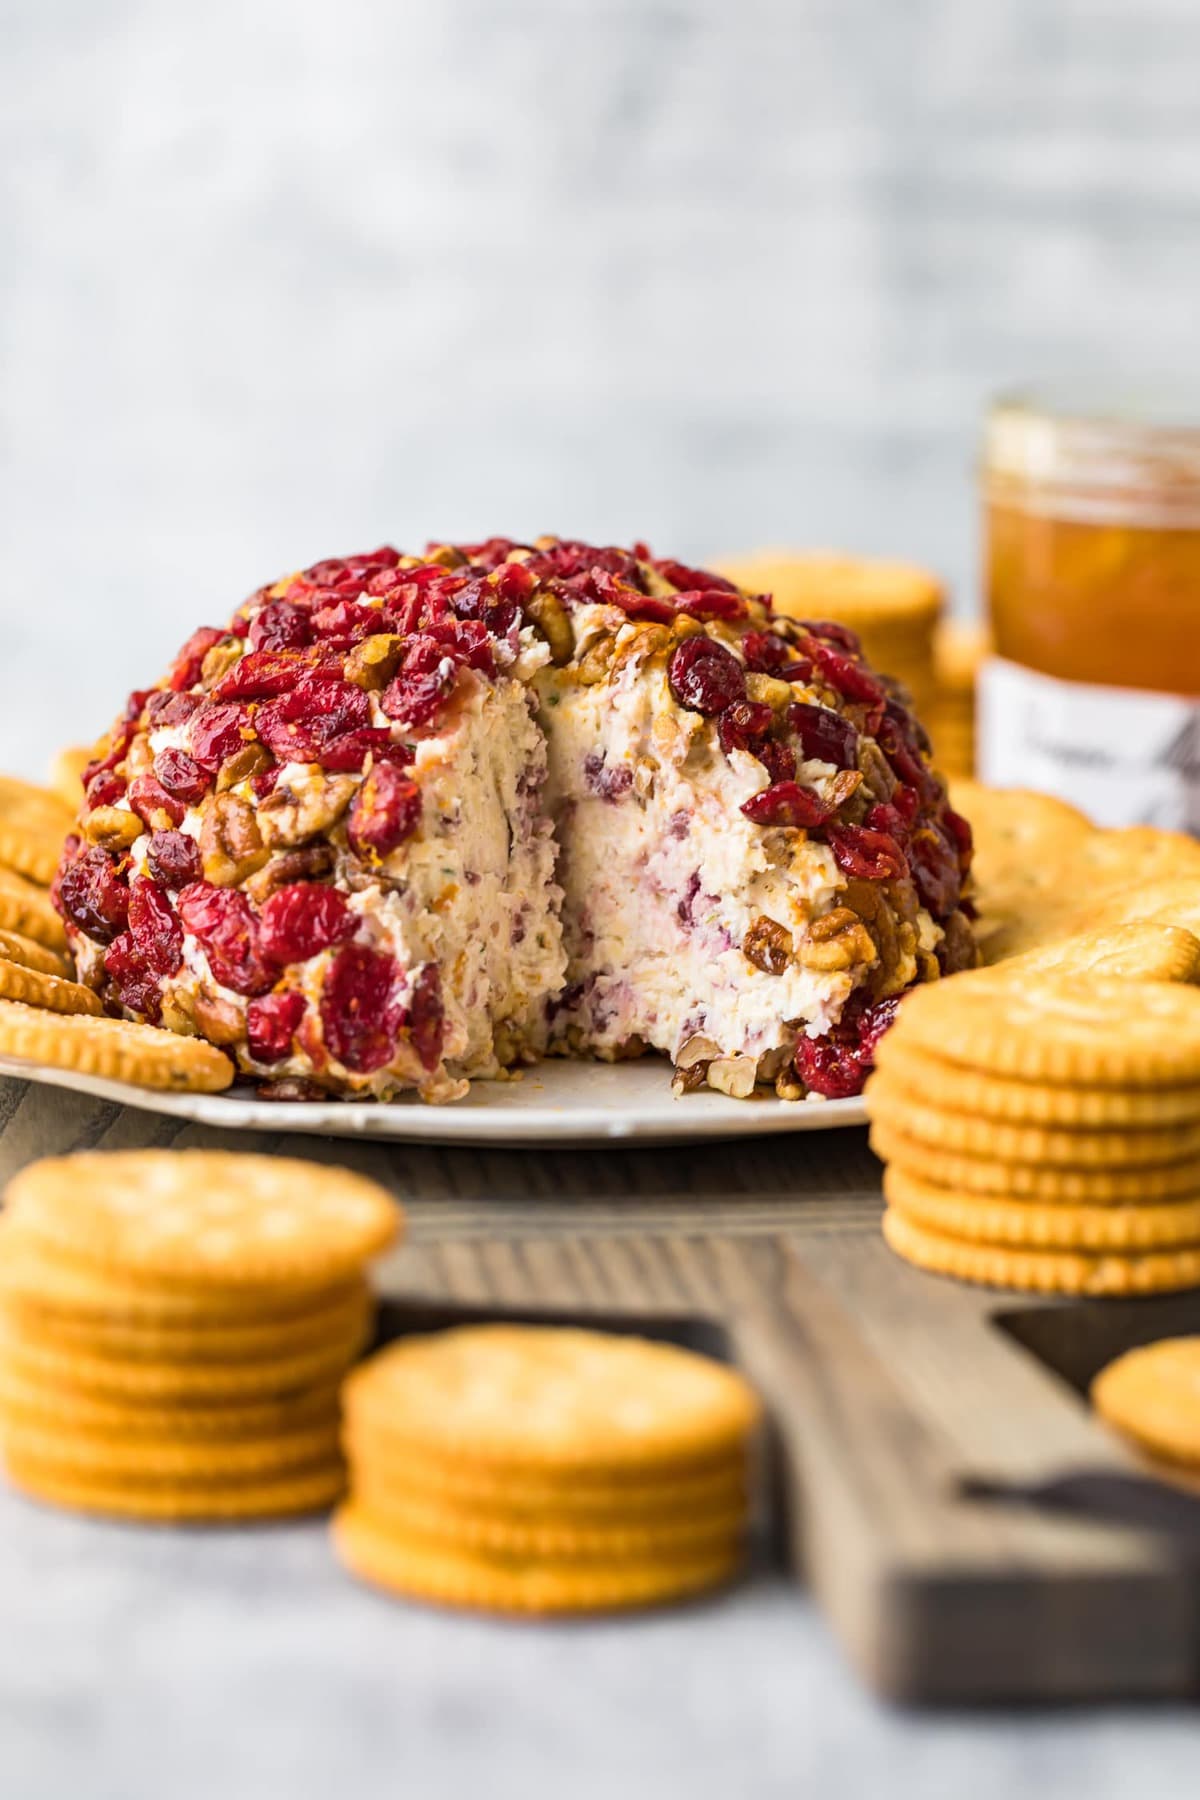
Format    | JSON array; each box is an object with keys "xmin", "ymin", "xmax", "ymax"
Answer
[{"xmin": 981, "ymin": 389, "xmax": 1200, "ymax": 827}]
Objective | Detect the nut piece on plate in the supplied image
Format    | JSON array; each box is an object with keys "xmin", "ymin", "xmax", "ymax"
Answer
[{"xmin": 51, "ymin": 541, "xmax": 975, "ymax": 1104}]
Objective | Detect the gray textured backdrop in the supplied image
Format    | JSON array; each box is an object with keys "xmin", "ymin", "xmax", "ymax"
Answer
[{"xmin": 2, "ymin": 0, "xmax": 1199, "ymax": 775}]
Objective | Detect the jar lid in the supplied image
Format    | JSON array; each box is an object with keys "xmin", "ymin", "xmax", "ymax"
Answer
[{"xmin": 985, "ymin": 385, "xmax": 1200, "ymax": 526}]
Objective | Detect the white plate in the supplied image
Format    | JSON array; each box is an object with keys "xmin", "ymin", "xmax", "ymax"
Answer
[{"xmin": 0, "ymin": 1054, "xmax": 867, "ymax": 1148}]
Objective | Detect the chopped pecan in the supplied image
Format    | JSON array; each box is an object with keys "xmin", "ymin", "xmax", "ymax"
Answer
[
  {"xmin": 672, "ymin": 1062, "xmax": 708, "ymax": 1096},
  {"xmin": 192, "ymin": 990, "xmax": 244, "ymax": 1045},
  {"xmin": 216, "ymin": 743, "xmax": 273, "ymax": 792},
  {"xmin": 84, "ymin": 807, "xmax": 142, "ymax": 853},
  {"xmin": 744, "ymin": 672, "xmax": 793, "ymax": 713},
  {"xmin": 244, "ymin": 842, "xmax": 336, "ymax": 905},
  {"xmin": 345, "ymin": 633, "xmax": 405, "ymax": 692},
  {"xmin": 856, "ymin": 738, "xmax": 897, "ymax": 802},
  {"xmin": 676, "ymin": 1031, "xmax": 721, "ymax": 1069},
  {"xmin": 797, "ymin": 906, "xmax": 878, "ymax": 973},
  {"xmin": 633, "ymin": 757, "xmax": 657, "ymax": 800},
  {"xmin": 575, "ymin": 633, "xmax": 616, "ymax": 686},
  {"xmin": 706, "ymin": 1055, "xmax": 758, "ymax": 1098},
  {"xmin": 742, "ymin": 914, "xmax": 794, "ymax": 975},
  {"xmin": 200, "ymin": 792, "xmax": 268, "ymax": 886},
  {"xmin": 123, "ymin": 733, "xmax": 153, "ymax": 780},
  {"xmin": 158, "ymin": 988, "xmax": 197, "ymax": 1034},
  {"xmin": 526, "ymin": 592, "xmax": 574, "ymax": 666},
  {"xmin": 937, "ymin": 908, "xmax": 979, "ymax": 975},
  {"xmin": 828, "ymin": 768, "xmax": 864, "ymax": 809},
  {"xmin": 258, "ymin": 774, "xmax": 356, "ymax": 848},
  {"xmin": 200, "ymin": 640, "xmax": 242, "ymax": 687}
]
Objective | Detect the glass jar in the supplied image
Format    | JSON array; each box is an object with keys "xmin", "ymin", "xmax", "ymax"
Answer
[{"xmin": 980, "ymin": 387, "xmax": 1200, "ymax": 828}]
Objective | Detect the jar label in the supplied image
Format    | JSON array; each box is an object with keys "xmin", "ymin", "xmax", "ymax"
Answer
[{"xmin": 978, "ymin": 656, "xmax": 1200, "ymax": 831}]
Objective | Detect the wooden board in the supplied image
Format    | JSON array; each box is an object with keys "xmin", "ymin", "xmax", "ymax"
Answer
[{"xmin": 1, "ymin": 1073, "xmax": 1198, "ymax": 1705}]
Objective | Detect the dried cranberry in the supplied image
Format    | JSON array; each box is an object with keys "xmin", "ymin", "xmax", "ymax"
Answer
[
  {"xmin": 103, "ymin": 932, "xmax": 162, "ymax": 1022},
  {"xmin": 146, "ymin": 830, "xmax": 202, "ymax": 890},
  {"xmin": 248, "ymin": 600, "xmax": 314, "ymax": 653},
  {"xmin": 800, "ymin": 636, "xmax": 885, "ymax": 707},
  {"xmin": 942, "ymin": 806, "xmax": 974, "ymax": 871},
  {"xmin": 667, "ymin": 638, "xmax": 746, "ymax": 716},
  {"xmin": 84, "ymin": 768, "xmax": 127, "ymax": 809},
  {"xmin": 908, "ymin": 823, "xmax": 961, "ymax": 919},
  {"xmin": 491, "ymin": 561, "xmax": 538, "ymax": 603},
  {"xmin": 671, "ymin": 588, "xmax": 747, "ymax": 622},
  {"xmin": 876, "ymin": 710, "xmax": 937, "ymax": 804},
  {"xmin": 168, "ymin": 627, "xmax": 224, "ymax": 692},
  {"xmin": 177, "ymin": 882, "xmax": 274, "ymax": 996},
  {"xmin": 380, "ymin": 637, "xmax": 458, "ymax": 731},
  {"xmin": 653, "ymin": 558, "xmax": 738, "ymax": 595},
  {"xmin": 740, "ymin": 631, "xmax": 793, "ymax": 676},
  {"xmin": 794, "ymin": 995, "xmax": 899, "ymax": 1099},
  {"xmin": 320, "ymin": 943, "xmax": 404, "ymax": 1073},
  {"xmin": 756, "ymin": 740, "xmax": 797, "ymax": 784},
  {"xmin": 127, "ymin": 776, "xmax": 185, "ymax": 830},
  {"xmin": 309, "ymin": 599, "xmax": 382, "ymax": 647},
  {"xmin": 145, "ymin": 690, "xmax": 201, "ymax": 729},
  {"xmin": 189, "ymin": 702, "xmax": 250, "ymax": 773},
  {"xmin": 582, "ymin": 754, "xmax": 634, "ymax": 804},
  {"xmin": 259, "ymin": 883, "xmax": 356, "ymax": 965},
  {"xmin": 826, "ymin": 824, "xmax": 908, "ymax": 882},
  {"xmin": 741, "ymin": 781, "xmax": 836, "ymax": 828},
  {"xmin": 717, "ymin": 700, "xmax": 774, "ymax": 755},
  {"xmin": 408, "ymin": 964, "xmax": 446, "ymax": 1071},
  {"xmin": 251, "ymin": 764, "xmax": 283, "ymax": 800},
  {"xmin": 127, "ymin": 876, "xmax": 183, "ymax": 976},
  {"xmin": 801, "ymin": 619, "xmax": 864, "ymax": 656},
  {"xmin": 347, "ymin": 764, "xmax": 423, "ymax": 860},
  {"xmin": 255, "ymin": 677, "xmax": 372, "ymax": 763},
  {"xmin": 152, "ymin": 748, "xmax": 209, "ymax": 806},
  {"xmin": 214, "ymin": 648, "xmax": 339, "ymax": 701},
  {"xmin": 319, "ymin": 730, "xmax": 413, "ymax": 775},
  {"xmin": 56, "ymin": 848, "xmax": 129, "ymax": 944},
  {"xmin": 246, "ymin": 990, "xmax": 307, "ymax": 1064},
  {"xmin": 787, "ymin": 702, "xmax": 859, "ymax": 770}
]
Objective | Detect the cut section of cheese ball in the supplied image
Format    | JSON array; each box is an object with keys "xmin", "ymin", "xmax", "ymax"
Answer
[{"xmin": 54, "ymin": 540, "xmax": 974, "ymax": 1102}]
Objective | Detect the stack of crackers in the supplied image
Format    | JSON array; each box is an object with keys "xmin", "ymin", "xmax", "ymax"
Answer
[
  {"xmin": 928, "ymin": 619, "xmax": 988, "ymax": 779},
  {"xmin": 334, "ymin": 1323, "xmax": 762, "ymax": 1615},
  {"xmin": 715, "ymin": 550, "xmax": 944, "ymax": 724},
  {"xmin": 867, "ymin": 971, "xmax": 1200, "ymax": 1296},
  {"xmin": 0, "ymin": 1149, "xmax": 399, "ymax": 1522},
  {"xmin": 0, "ymin": 766, "xmax": 236, "ymax": 1095},
  {"xmin": 1092, "ymin": 1337, "xmax": 1200, "ymax": 1486},
  {"xmin": 953, "ymin": 780, "xmax": 1200, "ymax": 967}
]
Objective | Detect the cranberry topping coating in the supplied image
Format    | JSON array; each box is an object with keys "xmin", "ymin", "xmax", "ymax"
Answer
[
  {"xmin": 319, "ymin": 730, "xmax": 413, "ymax": 775},
  {"xmin": 168, "ymin": 627, "xmax": 224, "ymax": 693},
  {"xmin": 146, "ymin": 830, "xmax": 202, "ymax": 890},
  {"xmin": 246, "ymin": 990, "xmax": 307, "ymax": 1064},
  {"xmin": 788, "ymin": 702, "xmax": 859, "ymax": 770},
  {"xmin": 380, "ymin": 636, "xmax": 460, "ymax": 731},
  {"xmin": 741, "ymin": 631, "xmax": 794, "ymax": 676},
  {"xmin": 103, "ymin": 933, "xmax": 163, "ymax": 1023},
  {"xmin": 248, "ymin": 600, "xmax": 314, "ymax": 653},
  {"xmin": 347, "ymin": 762, "xmax": 423, "ymax": 862},
  {"xmin": 740, "ymin": 781, "xmax": 836, "ymax": 829},
  {"xmin": 177, "ymin": 882, "xmax": 274, "ymax": 997},
  {"xmin": 259, "ymin": 883, "xmax": 356, "ymax": 965},
  {"xmin": 825, "ymin": 823, "xmax": 908, "ymax": 882},
  {"xmin": 667, "ymin": 638, "xmax": 746, "ymax": 716},
  {"xmin": 214, "ymin": 648, "xmax": 341, "ymax": 701},
  {"xmin": 84, "ymin": 769, "xmax": 126, "ymax": 810},
  {"xmin": 320, "ymin": 943, "xmax": 405, "ymax": 1073},
  {"xmin": 907, "ymin": 822, "xmax": 961, "ymax": 920},
  {"xmin": 127, "ymin": 775, "xmax": 186, "ymax": 830},
  {"xmin": 671, "ymin": 588, "xmax": 747, "ymax": 622},
  {"xmin": 799, "ymin": 635, "xmax": 886, "ymax": 707},
  {"xmin": 255, "ymin": 677, "xmax": 372, "ymax": 764},
  {"xmin": 56, "ymin": 848, "xmax": 129, "ymax": 944},
  {"xmin": 717, "ymin": 700, "xmax": 774, "ymax": 755},
  {"xmin": 153, "ymin": 748, "xmax": 209, "ymax": 807},
  {"xmin": 189, "ymin": 703, "xmax": 249, "ymax": 773},
  {"xmin": 794, "ymin": 995, "xmax": 899, "ymax": 1099},
  {"xmin": 127, "ymin": 876, "xmax": 184, "ymax": 976},
  {"xmin": 408, "ymin": 964, "xmax": 446, "ymax": 1072}
]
